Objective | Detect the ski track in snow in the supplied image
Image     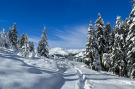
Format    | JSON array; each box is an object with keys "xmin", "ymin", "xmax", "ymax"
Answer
[
  {"xmin": 74, "ymin": 67, "xmax": 86, "ymax": 89},
  {"xmin": 0, "ymin": 49, "xmax": 135, "ymax": 89}
]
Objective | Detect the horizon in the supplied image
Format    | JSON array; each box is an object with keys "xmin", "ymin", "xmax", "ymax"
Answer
[{"xmin": 0, "ymin": 0, "xmax": 133, "ymax": 48}]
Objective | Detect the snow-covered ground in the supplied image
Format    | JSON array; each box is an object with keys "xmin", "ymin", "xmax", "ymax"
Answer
[
  {"xmin": 49, "ymin": 47, "xmax": 69, "ymax": 56},
  {"xmin": 0, "ymin": 48, "xmax": 135, "ymax": 89},
  {"xmin": 49, "ymin": 47, "xmax": 84, "ymax": 56}
]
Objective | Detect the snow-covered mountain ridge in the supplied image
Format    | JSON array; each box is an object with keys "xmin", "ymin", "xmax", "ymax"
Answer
[{"xmin": 49, "ymin": 47, "xmax": 85, "ymax": 56}]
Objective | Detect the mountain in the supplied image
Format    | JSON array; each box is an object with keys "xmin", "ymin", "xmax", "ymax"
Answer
[{"xmin": 49, "ymin": 47, "xmax": 84, "ymax": 56}]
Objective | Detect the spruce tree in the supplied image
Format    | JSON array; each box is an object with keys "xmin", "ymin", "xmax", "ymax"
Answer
[
  {"xmin": 8, "ymin": 23, "xmax": 18, "ymax": 49},
  {"xmin": 85, "ymin": 22, "xmax": 95, "ymax": 65},
  {"xmin": 84, "ymin": 22, "xmax": 100, "ymax": 70},
  {"xmin": 95, "ymin": 13, "xmax": 105, "ymax": 70},
  {"xmin": 104, "ymin": 23, "xmax": 111, "ymax": 53},
  {"xmin": 19, "ymin": 34, "xmax": 30, "ymax": 57},
  {"xmin": 23, "ymin": 34, "xmax": 29, "ymax": 57},
  {"xmin": 19, "ymin": 34, "xmax": 26, "ymax": 48},
  {"xmin": 126, "ymin": 3, "xmax": 135, "ymax": 78},
  {"xmin": 28, "ymin": 41, "xmax": 35, "ymax": 58},
  {"xmin": 111, "ymin": 16, "xmax": 128, "ymax": 76},
  {"xmin": 0, "ymin": 29, "xmax": 10, "ymax": 48},
  {"xmin": 37, "ymin": 27, "xmax": 49, "ymax": 58},
  {"xmin": 29, "ymin": 41, "xmax": 34, "ymax": 52},
  {"xmin": 109, "ymin": 30, "xmax": 115, "ymax": 52}
]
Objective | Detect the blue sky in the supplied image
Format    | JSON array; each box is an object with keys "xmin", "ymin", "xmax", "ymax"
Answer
[{"xmin": 0, "ymin": 0, "xmax": 132, "ymax": 48}]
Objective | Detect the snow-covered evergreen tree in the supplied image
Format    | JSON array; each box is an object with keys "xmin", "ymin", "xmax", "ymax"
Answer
[
  {"xmin": 0, "ymin": 28, "xmax": 10, "ymax": 48},
  {"xmin": 101, "ymin": 23, "xmax": 113, "ymax": 71},
  {"xmin": 85, "ymin": 22, "xmax": 95, "ymax": 65},
  {"xmin": 29, "ymin": 41, "xmax": 34, "ymax": 52},
  {"xmin": 111, "ymin": 16, "xmax": 128, "ymax": 76},
  {"xmin": 95, "ymin": 13, "xmax": 105, "ymax": 69},
  {"xmin": 8, "ymin": 23, "xmax": 18, "ymax": 49},
  {"xmin": 18, "ymin": 33, "xmax": 35, "ymax": 58},
  {"xmin": 126, "ymin": 3, "xmax": 135, "ymax": 78},
  {"xmin": 19, "ymin": 34, "xmax": 27, "ymax": 48},
  {"xmin": 84, "ymin": 22, "xmax": 100, "ymax": 70},
  {"xmin": 28, "ymin": 41, "xmax": 35, "ymax": 58},
  {"xmin": 104, "ymin": 23, "xmax": 111, "ymax": 53},
  {"xmin": 109, "ymin": 30, "xmax": 115, "ymax": 52},
  {"xmin": 37, "ymin": 27, "xmax": 49, "ymax": 58},
  {"xmin": 18, "ymin": 34, "xmax": 30, "ymax": 57},
  {"xmin": 95, "ymin": 13, "xmax": 104, "ymax": 28},
  {"xmin": 22, "ymin": 34, "xmax": 29, "ymax": 57}
]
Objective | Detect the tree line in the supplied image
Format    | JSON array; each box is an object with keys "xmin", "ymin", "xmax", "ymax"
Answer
[
  {"xmin": 0, "ymin": 23, "xmax": 49, "ymax": 58},
  {"xmin": 84, "ymin": 3, "xmax": 135, "ymax": 79}
]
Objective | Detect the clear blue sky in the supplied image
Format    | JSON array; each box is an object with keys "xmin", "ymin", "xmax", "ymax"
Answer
[{"xmin": 0, "ymin": 0, "xmax": 132, "ymax": 48}]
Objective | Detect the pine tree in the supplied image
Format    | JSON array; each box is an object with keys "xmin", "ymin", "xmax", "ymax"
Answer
[
  {"xmin": 4, "ymin": 31, "xmax": 11, "ymax": 48},
  {"xmin": 19, "ymin": 34, "xmax": 30, "ymax": 57},
  {"xmin": 109, "ymin": 30, "xmax": 115, "ymax": 52},
  {"xmin": 28, "ymin": 41, "xmax": 35, "ymax": 58},
  {"xmin": 0, "ymin": 28, "xmax": 10, "ymax": 48},
  {"xmin": 37, "ymin": 27, "xmax": 49, "ymax": 58},
  {"xmin": 29, "ymin": 41, "xmax": 34, "ymax": 52},
  {"xmin": 126, "ymin": 3, "xmax": 135, "ymax": 78},
  {"xmin": 85, "ymin": 22, "xmax": 95, "ymax": 65},
  {"xmin": 95, "ymin": 13, "xmax": 105, "ymax": 70},
  {"xmin": 8, "ymin": 23, "xmax": 18, "ymax": 49},
  {"xmin": 19, "ymin": 34, "xmax": 27, "ymax": 48},
  {"xmin": 84, "ymin": 22, "xmax": 100, "ymax": 70},
  {"xmin": 111, "ymin": 16, "xmax": 128, "ymax": 76},
  {"xmin": 104, "ymin": 23, "xmax": 111, "ymax": 53}
]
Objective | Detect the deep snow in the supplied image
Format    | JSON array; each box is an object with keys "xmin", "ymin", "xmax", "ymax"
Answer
[{"xmin": 0, "ymin": 48, "xmax": 135, "ymax": 89}]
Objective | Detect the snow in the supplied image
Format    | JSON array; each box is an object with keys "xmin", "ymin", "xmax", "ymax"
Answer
[
  {"xmin": 49, "ymin": 47, "xmax": 69, "ymax": 56},
  {"xmin": 129, "ymin": 22, "xmax": 135, "ymax": 30},
  {"xmin": 49, "ymin": 47, "xmax": 84, "ymax": 56},
  {"xmin": 0, "ymin": 48, "xmax": 135, "ymax": 89},
  {"xmin": 0, "ymin": 50, "xmax": 48, "ymax": 89},
  {"xmin": 115, "ymin": 33, "xmax": 123, "ymax": 40},
  {"xmin": 75, "ymin": 51, "xmax": 85, "ymax": 58},
  {"xmin": 67, "ymin": 49, "xmax": 84, "ymax": 54},
  {"xmin": 73, "ymin": 62, "xmax": 135, "ymax": 89}
]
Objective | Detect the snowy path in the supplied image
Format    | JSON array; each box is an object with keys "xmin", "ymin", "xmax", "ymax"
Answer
[
  {"xmin": 0, "ymin": 49, "xmax": 135, "ymax": 89},
  {"xmin": 75, "ymin": 67, "xmax": 86, "ymax": 89},
  {"xmin": 73, "ymin": 62, "xmax": 135, "ymax": 89}
]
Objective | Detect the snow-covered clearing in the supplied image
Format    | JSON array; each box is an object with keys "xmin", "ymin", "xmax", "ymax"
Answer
[{"xmin": 0, "ymin": 48, "xmax": 135, "ymax": 89}]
